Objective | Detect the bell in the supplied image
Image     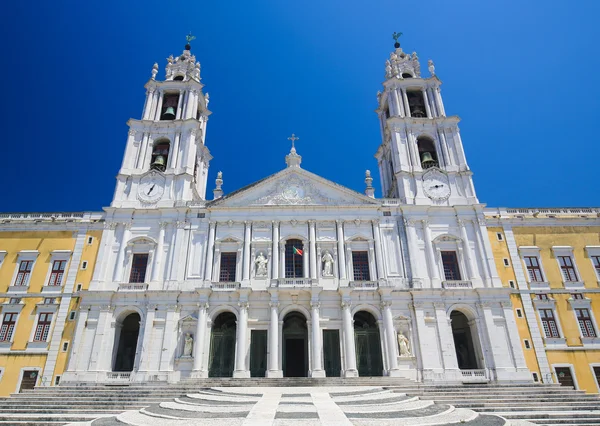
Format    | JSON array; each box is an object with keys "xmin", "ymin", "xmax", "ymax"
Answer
[
  {"xmin": 151, "ymin": 155, "xmax": 166, "ymax": 171},
  {"xmin": 162, "ymin": 107, "xmax": 175, "ymax": 120},
  {"xmin": 420, "ymin": 151, "xmax": 436, "ymax": 168}
]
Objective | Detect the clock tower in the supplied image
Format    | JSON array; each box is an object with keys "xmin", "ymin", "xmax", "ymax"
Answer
[
  {"xmin": 374, "ymin": 37, "xmax": 477, "ymax": 206},
  {"xmin": 111, "ymin": 39, "xmax": 212, "ymax": 208}
]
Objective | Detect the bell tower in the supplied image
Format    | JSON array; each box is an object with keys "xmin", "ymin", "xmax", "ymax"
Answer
[
  {"xmin": 374, "ymin": 34, "xmax": 477, "ymax": 206},
  {"xmin": 111, "ymin": 35, "xmax": 212, "ymax": 208}
]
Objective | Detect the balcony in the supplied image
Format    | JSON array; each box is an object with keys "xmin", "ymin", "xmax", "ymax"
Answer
[
  {"xmin": 350, "ymin": 281, "xmax": 379, "ymax": 290},
  {"xmin": 442, "ymin": 280, "xmax": 472, "ymax": 289},
  {"xmin": 272, "ymin": 278, "xmax": 314, "ymax": 288},
  {"xmin": 118, "ymin": 283, "xmax": 148, "ymax": 292},
  {"xmin": 211, "ymin": 282, "xmax": 241, "ymax": 291}
]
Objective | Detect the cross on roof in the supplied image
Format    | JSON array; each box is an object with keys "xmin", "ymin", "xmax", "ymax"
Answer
[{"xmin": 287, "ymin": 133, "xmax": 299, "ymax": 149}]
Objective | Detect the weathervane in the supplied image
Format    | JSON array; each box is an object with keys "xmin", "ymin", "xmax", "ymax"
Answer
[
  {"xmin": 393, "ymin": 32, "xmax": 402, "ymax": 48},
  {"xmin": 287, "ymin": 133, "xmax": 299, "ymax": 149},
  {"xmin": 185, "ymin": 32, "xmax": 196, "ymax": 50}
]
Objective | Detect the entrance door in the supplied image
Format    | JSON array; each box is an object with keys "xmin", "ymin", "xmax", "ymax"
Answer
[
  {"xmin": 354, "ymin": 311, "xmax": 383, "ymax": 376},
  {"xmin": 323, "ymin": 329, "xmax": 341, "ymax": 377},
  {"xmin": 209, "ymin": 312, "xmax": 236, "ymax": 377},
  {"xmin": 282, "ymin": 312, "xmax": 308, "ymax": 377},
  {"xmin": 250, "ymin": 330, "xmax": 267, "ymax": 377},
  {"xmin": 113, "ymin": 313, "xmax": 141, "ymax": 372},
  {"xmin": 19, "ymin": 370, "xmax": 38, "ymax": 392},
  {"xmin": 450, "ymin": 310, "xmax": 480, "ymax": 370},
  {"xmin": 555, "ymin": 367, "xmax": 575, "ymax": 388}
]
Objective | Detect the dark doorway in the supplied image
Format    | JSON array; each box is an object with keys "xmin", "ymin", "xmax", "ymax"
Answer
[
  {"xmin": 450, "ymin": 311, "xmax": 480, "ymax": 370},
  {"xmin": 18, "ymin": 370, "xmax": 38, "ymax": 392},
  {"xmin": 113, "ymin": 313, "xmax": 141, "ymax": 372},
  {"xmin": 209, "ymin": 312, "xmax": 237, "ymax": 377},
  {"xmin": 354, "ymin": 311, "xmax": 383, "ymax": 376},
  {"xmin": 282, "ymin": 312, "xmax": 308, "ymax": 377},
  {"xmin": 250, "ymin": 330, "xmax": 267, "ymax": 377},
  {"xmin": 323, "ymin": 329, "xmax": 341, "ymax": 377},
  {"xmin": 556, "ymin": 367, "xmax": 576, "ymax": 388}
]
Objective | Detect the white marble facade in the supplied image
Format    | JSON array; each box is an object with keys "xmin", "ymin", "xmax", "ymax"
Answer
[{"xmin": 62, "ymin": 42, "xmax": 531, "ymax": 385}]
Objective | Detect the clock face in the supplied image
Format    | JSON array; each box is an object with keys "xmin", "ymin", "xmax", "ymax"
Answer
[
  {"xmin": 422, "ymin": 170, "xmax": 450, "ymax": 201},
  {"xmin": 138, "ymin": 173, "xmax": 165, "ymax": 203}
]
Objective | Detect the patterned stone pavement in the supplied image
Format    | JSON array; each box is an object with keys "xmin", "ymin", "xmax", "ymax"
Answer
[{"xmin": 67, "ymin": 386, "xmax": 533, "ymax": 426}]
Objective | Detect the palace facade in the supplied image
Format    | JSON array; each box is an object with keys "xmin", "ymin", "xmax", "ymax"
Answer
[{"xmin": 0, "ymin": 38, "xmax": 598, "ymax": 395}]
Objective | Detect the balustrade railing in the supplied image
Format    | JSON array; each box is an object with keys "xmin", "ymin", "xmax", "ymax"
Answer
[
  {"xmin": 460, "ymin": 369, "xmax": 488, "ymax": 382},
  {"xmin": 442, "ymin": 280, "xmax": 472, "ymax": 289},
  {"xmin": 273, "ymin": 278, "xmax": 314, "ymax": 288},
  {"xmin": 118, "ymin": 283, "xmax": 148, "ymax": 291},
  {"xmin": 106, "ymin": 372, "xmax": 132, "ymax": 381},
  {"xmin": 211, "ymin": 282, "xmax": 241, "ymax": 291},
  {"xmin": 349, "ymin": 281, "xmax": 379, "ymax": 289}
]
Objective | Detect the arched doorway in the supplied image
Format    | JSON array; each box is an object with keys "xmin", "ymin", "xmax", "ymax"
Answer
[
  {"xmin": 354, "ymin": 311, "xmax": 383, "ymax": 376},
  {"xmin": 209, "ymin": 312, "xmax": 237, "ymax": 377},
  {"xmin": 113, "ymin": 313, "xmax": 141, "ymax": 372},
  {"xmin": 283, "ymin": 312, "xmax": 308, "ymax": 377},
  {"xmin": 450, "ymin": 310, "xmax": 481, "ymax": 370}
]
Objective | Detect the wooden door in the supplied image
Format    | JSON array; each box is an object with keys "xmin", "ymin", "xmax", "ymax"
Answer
[
  {"xmin": 250, "ymin": 330, "xmax": 267, "ymax": 377},
  {"xmin": 323, "ymin": 330, "xmax": 341, "ymax": 377},
  {"xmin": 19, "ymin": 370, "xmax": 38, "ymax": 392},
  {"xmin": 555, "ymin": 367, "xmax": 575, "ymax": 388},
  {"xmin": 355, "ymin": 328, "xmax": 383, "ymax": 377},
  {"xmin": 208, "ymin": 326, "xmax": 236, "ymax": 377}
]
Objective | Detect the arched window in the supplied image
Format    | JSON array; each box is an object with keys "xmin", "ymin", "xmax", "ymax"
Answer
[
  {"xmin": 402, "ymin": 73, "xmax": 413, "ymax": 79},
  {"xmin": 150, "ymin": 140, "xmax": 170, "ymax": 172},
  {"xmin": 417, "ymin": 136, "xmax": 438, "ymax": 168},
  {"xmin": 285, "ymin": 239, "xmax": 304, "ymax": 278},
  {"xmin": 407, "ymin": 90, "xmax": 426, "ymax": 117},
  {"xmin": 173, "ymin": 75, "xmax": 184, "ymax": 81}
]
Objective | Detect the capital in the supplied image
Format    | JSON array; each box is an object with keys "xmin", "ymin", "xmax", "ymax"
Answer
[
  {"xmin": 238, "ymin": 301, "xmax": 249, "ymax": 310},
  {"xmin": 269, "ymin": 301, "xmax": 279, "ymax": 309},
  {"xmin": 380, "ymin": 300, "xmax": 392, "ymax": 309},
  {"xmin": 310, "ymin": 301, "xmax": 321, "ymax": 310},
  {"xmin": 341, "ymin": 300, "xmax": 352, "ymax": 309}
]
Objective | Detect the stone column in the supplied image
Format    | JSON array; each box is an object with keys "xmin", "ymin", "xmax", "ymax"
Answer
[
  {"xmin": 422, "ymin": 89, "xmax": 432, "ymax": 118},
  {"xmin": 393, "ymin": 88, "xmax": 404, "ymax": 117},
  {"xmin": 233, "ymin": 302, "xmax": 250, "ymax": 377},
  {"xmin": 204, "ymin": 223, "xmax": 216, "ymax": 282},
  {"xmin": 175, "ymin": 89, "xmax": 184, "ymax": 120},
  {"xmin": 153, "ymin": 90, "xmax": 164, "ymax": 120},
  {"xmin": 372, "ymin": 221, "xmax": 385, "ymax": 281},
  {"xmin": 151, "ymin": 223, "xmax": 166, "ymax": 283},
  {"xmin": 113, "ymin": 224, "xmax": 130, "ymax": 283},
  {"xmin": 435, "ymin": 87, "xmax": 446, "ymax": 116},
  {"xmin": 309, "ymin": 221, "xmax": 317, "ymax": 279},
  {"xmin": 66, "ymin": 308, "xmax": 89, "ymax": 372},
  {"xmin": 169, "ymin": 133, "xmax": 181, "ymax": 169},
  {"xmin": 267, "ymin": 301, "xmax": 282, "ymax": 377},
  {"xmin": 242, "ymin": 222, "xmax": 251, "ymax": 282},
  {"xmin": 336, "ymin": 221, "xmax": 346, "ymax": 280},
  {"xmin": 381, "ymin": 301, "xmax": 399, "ymax": 373},
  {"xmin": 422, "ymin": 220, "xmax": 439, "ymax": 281},
  {"xmin": 401, "ymin": 89, "xmax": 411, "ymax": 117},
  {"xmin": 310, "ymin": 301, "xmax": 325, "ymax": 377},
  {"xmin": 438, "ymin": 128, "xmax": 452, "ymax": 167},
  {"xmin": 434, "ymin": 302, "xmax": 459, "ymax": 371},
  {"xmin": 272, "ymin": 222, "xmax": 279, "ymax": 280},
  {"xmin": 342, "ymin": 300, "xmax": 358, "ymax": 377},
  {"xmin": 303, "ymin": 241, "xmax": 310, "ymax": 278},
  {"xmin": 139, "ymin": 306, "xmax": 156, "ymax": 372},
  {"xmin": 279, "ymin": 244, "xmax": 285, "ymax": 279},
  {"xmin": 193, "ymin": 302, "xmax": 208, "ymax": 374},
  {"xmin": 458, "ymin": 219, "xmax": 476, "ymax": 280},
  {"xmin": 142, "ymin": 88, "xmax": 154, "ymax": 120}
]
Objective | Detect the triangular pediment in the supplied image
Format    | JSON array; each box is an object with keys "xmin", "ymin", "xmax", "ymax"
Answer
[{"xmin": 210, "ymin": 168, "xmax": 380, "ymax": 208}]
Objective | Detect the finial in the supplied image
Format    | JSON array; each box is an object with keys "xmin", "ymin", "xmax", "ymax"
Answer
[
  {"xmin": 428, "ymin": 59, "xmax": 435, "ymax": 76},
  {"xmin": 185, "ymin": 32, "xmax": 196, "ymax": 51},
  {"xmin": 213, "ymin": 171, "xmax": 223, "ymax": 200},
  {"xmin": 365, "ymin": 170, "xmax": 375, "ymax": 198},
  {"xmin": 151, "ymin": 63, "xmax": 158, "ymax": 80},
  {"xmin": 287, "ymin": 133, "xmax": 300, "ymax": 150},
  {"xmin": 392, "ymin": 32, "xmax": 402, "ymax": 49}
]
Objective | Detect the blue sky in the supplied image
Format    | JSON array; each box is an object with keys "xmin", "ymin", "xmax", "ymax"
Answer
[{"xmin": 1, "ymin": 0, "xmax": 598, "ymax": 212}]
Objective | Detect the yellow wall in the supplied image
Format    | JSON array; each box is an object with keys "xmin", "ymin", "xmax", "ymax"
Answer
[{"xmin": 0, "ymin": 228, "xmax": 101, "ymax": 395}]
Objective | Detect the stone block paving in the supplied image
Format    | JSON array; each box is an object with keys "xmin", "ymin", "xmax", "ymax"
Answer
[{"xmin": 64, "ymin": 386, "xmax": 533, "ymax": 426}]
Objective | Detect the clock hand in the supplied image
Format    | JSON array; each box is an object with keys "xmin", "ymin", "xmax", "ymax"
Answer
[{"xmin": 147, "ymin": 184, "xmax": 155, "ymax": 195}]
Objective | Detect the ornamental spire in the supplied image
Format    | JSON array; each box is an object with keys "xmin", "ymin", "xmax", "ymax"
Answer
[{"xmin": 285, "ymin": 133, "xmax": 302, "ymax": 168}]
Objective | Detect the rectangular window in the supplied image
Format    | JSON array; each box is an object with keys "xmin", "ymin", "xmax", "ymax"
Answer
[
  {"xmin": 441, "ymin": 251, "xmax": 462, "ymax": 281},
  {"xmin": 0, "ymin": 313, "xmax": 17, "ymax": 341},
  {"xmin": 532, "ymin": 372, "xmax": 539, "ymax": 382},
  {"xmin": 69, "ymin": 311, "xmax": 76, "ymax": 321},
  {"xmin": 524, "ymin": 256, "xmax": 544, "ymax": 282},
  {"xmin": 516, "ymin": 309, "xmax": 523, "ymax": 318},
  {"xmin": 8, "ymin": 298, "xmax": 21, "ymax": 305},
  {"xmin": 76, "ymin": 283, "xmax": 82, "ymax": 291},
  {"xmin": 592, "ymin": 256, "xmax": 600, "ymax": 280},
  {"xmin": 43, "ymin": 298, "xmax": 55, "ymax": 304},
  {"xmin": 509, "ymin": 280, "xmax": 515, "ymax": 288},
  {"xmin": 54, "ymin": 376, "xmax": 61, "ymax": 385},
  {"xmin": 572, "ymin": 293, "xmax": 584, "ymax": 300},
  {"xmin": 558, "ymin": 255, "xmax": 578, "ymax": 282},
  {"xmin": 524, "ymin": 339, "xmax": 531, "ymax": 349},
  {"xmin": 62, "ymin": 341, "xmax": 69, "ymax": 352},
  {"xmin": 15, "ymin": 260, "xmax": 33, "ymax": 286},
  {"xmin": 539, "ymin": 309, "xmax": 560, "ymax": 338},
  {"xmin": 33, "ymin": 313, "xmax": 53, "ymax": 342},
  {"xmin": 48, "ymin": 260, "xmax": 67, "ymax": 286},
  {"xmin": 129, "ymin": 254, "xmax": 149, "ymax": 283},
  {"xmin": 537, "ymin": 294, "xmax": 549, "ymax": 300},
  {"xmin": 352, "ymin": 251, "xmax": 370, "ymax": 281},
  {"xmin": 503, "ymin": 258, "xmax": 510, "ymax": 266},
  {"xmin": 219, "ymin": 252, "xmax": 237, "ymax": 282},
  {"xmin": 576, "ymin": 308, "xmax": 597, "ymax": 338},
  {"xmin": 496, "ymin": 232, "xmax": 504, "ymax": 241},
  {"xmin": 81, "ymin": 261, "xmax": 88, "ymax": 270},
  {"xmin": 87, "ymin": 236, "xmax": 94, "ymax": 245}
]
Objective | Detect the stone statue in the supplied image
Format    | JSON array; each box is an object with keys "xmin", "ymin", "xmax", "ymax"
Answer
[
  {"xmin": 254, "ymin": 252, "xmax": 268, "ymax": 277},
  {"xmin": 428, "ymin": 59, "xmax": 435, "ymax": 76},
  {"xmin": 397, "ymin": 332, "xmax": 411, "ymax": 357},
  {"xmin": 321, "ymin": 251, "xmax": 334, "ymax": 277},
  {"xmin": 183, "ymin": 333, "xmax": 193, "ymax": 357}
]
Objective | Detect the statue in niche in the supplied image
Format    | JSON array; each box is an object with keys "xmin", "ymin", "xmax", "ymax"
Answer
[
  {"xmin": 254, "ymin": 252, "xmax": 268, "ymax": 277},
  {"xmin": 183, "ymin": 333, "xmax": 193, "ymax": 357},
  {"xmin": 321, "ymin": 251, "xmax": 334, "ymax": 277},
  {"xmin": 397, "ymin": 332, "xmax": 411, "ymax": 357}
]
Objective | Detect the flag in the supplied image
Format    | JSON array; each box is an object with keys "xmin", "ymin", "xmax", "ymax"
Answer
[{"xmin": 293, "ymin": 246, "xmax": 303, "ymax": 256}]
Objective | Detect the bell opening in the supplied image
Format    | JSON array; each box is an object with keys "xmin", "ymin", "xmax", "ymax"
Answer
[{"xmin": 160, "ymin": 94, "xmax": 180, "ymax": 120}]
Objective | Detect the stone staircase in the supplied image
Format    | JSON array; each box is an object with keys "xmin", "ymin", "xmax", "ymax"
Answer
[{"xmin": 0, "ymin": 379, "xmax": 595, "ymax": 425}]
